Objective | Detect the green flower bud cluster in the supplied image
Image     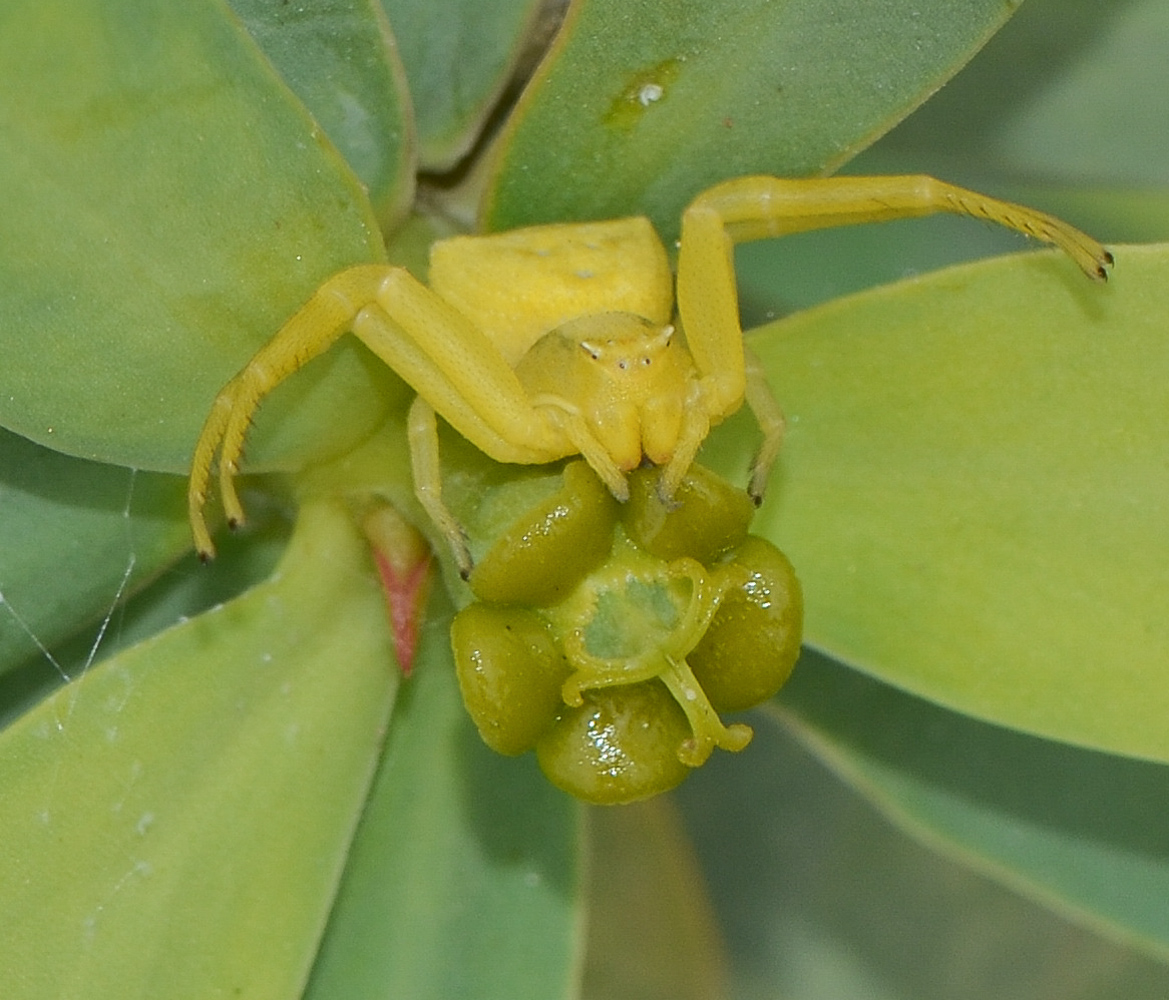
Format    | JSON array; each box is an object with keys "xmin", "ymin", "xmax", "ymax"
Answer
[{"xmin": 451, "ymin": 460, "xmax": 802, "ymax": 804}]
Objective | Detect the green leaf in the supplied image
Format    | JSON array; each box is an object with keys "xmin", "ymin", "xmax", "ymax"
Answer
[
  {"xmin": 0, "ymin": 428, "xmax": 189, "ymax": 678},
  {"xmin": 676, "ymin": 702, "xmax": 1169, "ymax": 999},
  {"xmin": 0, "ymin": 499, "xmax": 397, "ymax": 999},
  {"xmin": 0, "ymin": 0, "xmax": 397, "ymax": 473},
  {"xmin": 773, "ymin": 649, "xmax": 1169, "ymax": 962},
  {"xmin": 483, "ymin": 0, "xmax": 1019, "ymax": 237},
  {"xmin": 12, "ymin": 493, "xmax": 293, "ymax": 707},
  {"xmin": 864, "ymin": 0, "xmax": 1169, "ymax": 189},
  {"xmin": 229, "ymin": 0, "xmax": 416, "ymax": 227},
  {"xmin": 379, "ymin": 0, "xmax": 545, "ymax": 169},
  {"xmin": 744, "ymin": 244, "xmax": 1169, "ymax": 761},
  {"xmin": 0, "ymin": 444, "xmax": 291, "ymax": 728},
  {"xmin": 582, "ymin": 801, "xmax": 727, "ymax": 1000},
  {"xmin": 304, "ymin": 600, "xmax": 584, "ymax": 1000}
]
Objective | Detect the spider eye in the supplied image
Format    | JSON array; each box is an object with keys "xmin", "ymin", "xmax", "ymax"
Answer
[{"xmin": 648, "ymin": 324, "xmax": 674, "ymax": 353}]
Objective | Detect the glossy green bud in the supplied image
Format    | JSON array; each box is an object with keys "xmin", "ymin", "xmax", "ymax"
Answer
[
  {"xmin": 469, "ymin": 461, "xmax": 619, "ymax": 606},
  {"xmin": 451, "ymin": 603, "xmax": 570, "ymax": 756},
  {"xmin": 622, "ymin": 463, "xmax": 755, "ymax": 564},
  {"xmin": 688, "ymin": 537, "xmax": 803, "ymax": 712},
  {"xmin": 536, "ymin": 681, "xmax": 692, "ymax": 805}
]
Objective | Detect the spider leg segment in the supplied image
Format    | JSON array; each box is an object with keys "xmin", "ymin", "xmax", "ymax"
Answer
[
  {"xmin": 656, "ymin": 389, "xmax": 711, "ymax": 503},
  {"xmin": 406, "ymin": 396, "xmax": 472, "ymax": 576},
  {"xmin": 526, "ymin": 395, "xmax": 631, "ymax": 501},
  {"xmin": 743, "ymin": 347, "xmax": 786, "ymax": 504},
  {"xmin": 189, "ymin": 264, "xmax": 578, "ymax": 559},
  {"xmin": 351, "ymin": 270, "xmax": 568, "ymax": 464},
  {"xmin": 674, "ymin": 174, "xmax": 1113, "ymax": 504},
  {"xmin": 687, "ymin": 175, "xmax": 1113, "ymax": 279},
  {"xmin": 188, "ymin": 265, "xmax": 390, "ymax": 558}
]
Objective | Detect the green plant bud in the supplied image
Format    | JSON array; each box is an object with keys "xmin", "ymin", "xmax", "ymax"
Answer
[
  {"xmin": 468, "ymin": 461, "xmax": 619, "ymax": 605},
  {"xmin": 688, "ymin": 537, "xmax": 803, "ymax": 712},
  {"xmin": 622, "ymin": 463, "xmax": 755, "ymax": 564},
  {"xmin": 536, "ymin": 680, "xmax": 693, "ymax": 805},
  {"xmin": 451, "ymin": 603, "xmax": 570, "ymax": 756}
]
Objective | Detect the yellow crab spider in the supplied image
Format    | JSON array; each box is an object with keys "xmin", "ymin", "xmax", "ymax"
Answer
[{"xmin": 188, "ymin": 174, "xmax": 1111, "ymax": 569}]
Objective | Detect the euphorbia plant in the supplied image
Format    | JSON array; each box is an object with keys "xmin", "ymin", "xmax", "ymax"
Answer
[{"xmin": 2, "ymin": 0, "xmax": 1168, "ymax": 996}]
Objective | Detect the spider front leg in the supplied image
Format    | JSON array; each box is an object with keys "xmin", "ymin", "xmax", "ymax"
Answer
[
  {"xmin": 191, "ymin": 261, "xmax": 577, "ymax": 561},
  {"xmin": 406, "ymin": 395, "xmax": 473, "ymax": 576},
  {"xmin": 674, "ymin": 174, "xmax": 1113, "ymax": 504},
  {"xmin": 188, "ymin": 265, "xmax": 391, "ymax": 558},
  {"xmin": 670, "ymin": 197, "xmax": 784, "ymax": 505}
]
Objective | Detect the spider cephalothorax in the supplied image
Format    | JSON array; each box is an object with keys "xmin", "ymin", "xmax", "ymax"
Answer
[{"xmin": 516, "ymin": 314, "xmax": 707, "ymax": 490}]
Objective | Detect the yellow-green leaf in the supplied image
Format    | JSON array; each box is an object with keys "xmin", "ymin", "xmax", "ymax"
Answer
[
  {"xmin": 0, "ymin": 499, "xmax": 397, "ymax": 999},
  {"xmin": 0, "ymin": 0, "xmax": 395, "ymax": 472},
  {"xmin": 774, "ymin": 649, "xmax": 1169, "ymax": 961},
  {"xmin": 582, "ymin": 800, "xmax": 727, "ymax": 1000},
  {"xmin": 747, "ymin": 244, "xmax": 1169, "ymax": 761}
]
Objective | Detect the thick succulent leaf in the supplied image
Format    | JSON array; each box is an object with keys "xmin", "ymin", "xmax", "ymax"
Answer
[
  {"xmin": 582, "ymin": 800, "xmax": 727, "ymax": 1000},
  {"xmin": 865, "ymin": 0, "xmax": 1169, "ymax": 189},
  {"xmin": 482, "ymin": 0, "xmax": 1019, "ymax": 237},
  {"xmin": 772, "ymin": 649, "xmax": 1169, "ymax": 962},
  {"xmin": 0, "ymin": 443, "xmax": 290, "ymax": 729},
  {"xmin": 379, "ymin": 0, "xmax": 546, "ymax": 170},
  {"xmin": 0, "ymin": 499, "xmax": 397, "ymax": 999},
  {"xmin": 0, "ymin": 429, "xmax": 189, "ymax": 679},
  {"xmin": 304, "ymin": 601, "xmax": 583, "ymax": 1000},
  {"xmin": 0, "ymin": 0, "xmax": 396, "ymax": 473},
  {"xmin": 69, "ymin": 498, "xmax": 293, "ymax": 666},
  {"xmin": 676, "ymin": 705, "xmax": 1169, "ymax": 999},
  {"xmin": 0, "ymin": 493, "xmax": 294, "ymax": 724},
  {"xmin": 229, "ymin": 0, "xmax": 415, "ymax": 226},
  {"xmin": 740, "ymin": 244, "xmax": 1169, "ymax": 761}
]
